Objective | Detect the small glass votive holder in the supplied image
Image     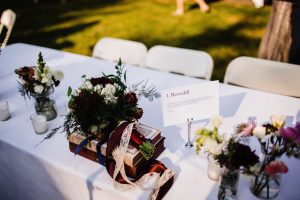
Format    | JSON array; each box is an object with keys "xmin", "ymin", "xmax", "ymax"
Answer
[
  {"xmin": 30, "ymin": 114, "xmax": 48, "ymax": 134},
  {"xmin": 0, "ymin": 101, "xmax": 11, "ymax": 121},
  {"xmin": 207, "ymin": 155, "xmax": 221, "ymax": 181}
]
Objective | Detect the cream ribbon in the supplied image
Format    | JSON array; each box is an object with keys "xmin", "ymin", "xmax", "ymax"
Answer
[{"xmin": 111, "ymin": 122, "xmax": 175, "ymax": 200}]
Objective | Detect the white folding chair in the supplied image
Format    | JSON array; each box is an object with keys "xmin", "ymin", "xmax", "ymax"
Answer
[
  {"xmin": 0, "ymin": 9, "xmax": 16, "ymax": 48},
  {"xmin": 92, "ymin": 37, "xmax": 147, "ymax": 67},
  {"xmin": 144, "ymin": 45, "xmax": 213, "ymax": 80},
  {"xmin": 224, "ymin": 56, "xmax": 300, "ymax": 97}
]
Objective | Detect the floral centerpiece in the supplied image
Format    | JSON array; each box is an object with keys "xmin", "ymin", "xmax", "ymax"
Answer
[
  {"xmin": 48, "ymin": 60, "xmax": 160, "ymax": 160},
  {"xmin": 15, "ymin": 52, "xmax": 64, "ymax": 120},
  {"xmin": 195, "ymin": 116, "xmax": 259, "ymax": 200},
  {"xmin": 235, "ymin": 116, "xmax": 300, "ymax": 199}
]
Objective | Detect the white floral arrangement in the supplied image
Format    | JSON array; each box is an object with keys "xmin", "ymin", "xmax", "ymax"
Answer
[
  {"xmin": 15, "ymin": 52, "xmax": 64, "ymax": 98},
  {"xmin": 195, "ymin": 115, "xmax": 227, "ymax": 158}
]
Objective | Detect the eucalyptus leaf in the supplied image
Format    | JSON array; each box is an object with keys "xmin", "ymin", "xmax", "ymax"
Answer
[{"xmin": 67, "ymin": 86, "xmax": 72, "ymax": 96}]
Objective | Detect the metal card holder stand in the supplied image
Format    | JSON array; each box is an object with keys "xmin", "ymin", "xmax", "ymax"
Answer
[{"xmin": 185, "ymin": 118, "xmax": 193, "ymax": 148}]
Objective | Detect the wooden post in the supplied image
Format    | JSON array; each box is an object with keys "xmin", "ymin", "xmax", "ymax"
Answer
[{"xmin": 258, "ymin": 0, "xmax": 300, "ymax": 65}]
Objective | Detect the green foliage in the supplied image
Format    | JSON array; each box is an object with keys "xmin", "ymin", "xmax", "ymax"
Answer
[
  {"xmin": 67, "ymin": 86, "xmax": 72, "ymax": 96},
  {"xmin": 37, "ymin": 52, "xmax": 45, "ymax": 67}
]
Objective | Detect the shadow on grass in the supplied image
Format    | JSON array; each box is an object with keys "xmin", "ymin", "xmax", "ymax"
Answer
[
  {"xmin": 13, "ymin": 20, "xmax": 99, "ymax": 49},
  {"xmin": 2, "ymin": 0, "xmax": 124, "ymax": 48},
  {"xmin": 176, "ymin": 19, "xmax": 263, "ymax": 81}
]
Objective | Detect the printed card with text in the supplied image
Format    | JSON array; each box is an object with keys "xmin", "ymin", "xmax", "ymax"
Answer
[{"xmin": 161, "ymin": 81, "xmax": 219, "ymax": 126}]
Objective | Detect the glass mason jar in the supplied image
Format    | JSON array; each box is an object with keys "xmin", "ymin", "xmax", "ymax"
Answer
[
  {"xmin": 207, "ymin": 155, "xmax": 221, "ymax": 181},
  {"xmin": 250, "ymin": 172, "xmax": 280, "ymax": 199},
  {"xmin": 218, "ymin": 168, "xmax": 240, "ymax": 200},
  {"xmin": 30, "ymin": 86, "xmax": 57, "ymax": 121}
]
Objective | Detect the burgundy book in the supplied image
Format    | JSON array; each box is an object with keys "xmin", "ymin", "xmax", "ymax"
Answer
[
  {"xmin": 69, "ymin": 137, "xmax": 165, "ymax": 178},
  {"xmin": 68, "ymin": 124, "xmax": 162, "ymax": 167}
]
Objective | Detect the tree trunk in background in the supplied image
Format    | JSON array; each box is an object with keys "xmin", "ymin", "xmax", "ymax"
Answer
[{"xmin": 258, "ymin": 0, "xmax": 300, "ymax": 64}]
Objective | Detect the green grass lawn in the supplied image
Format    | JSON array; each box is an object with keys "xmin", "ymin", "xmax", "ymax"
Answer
[{"xmin": 2, "ymin": 0, "xmax": 271, "ymax": 81}]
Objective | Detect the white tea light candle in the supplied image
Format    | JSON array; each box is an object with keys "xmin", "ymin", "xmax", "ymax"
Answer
[
  {"xmin": 30, "ymin": 114, "xmax": 48, "ymax": 134},
  {"xmin": 0, "ymin": 101, "xmax": 11, "ymax": 121}
]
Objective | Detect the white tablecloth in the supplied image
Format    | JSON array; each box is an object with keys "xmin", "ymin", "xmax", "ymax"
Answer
[{"xmin": 0, "ymin": 43, "xmax": 300, "ymax": 200}]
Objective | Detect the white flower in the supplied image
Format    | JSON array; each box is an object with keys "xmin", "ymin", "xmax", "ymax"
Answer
[
  {"xmin": 99, "ymin": 123, "xmax": 107, "ymax": 129},
  {"xmin": 94, "ymin": 84, "xmax": 102, "ymax": 93},
  {"xmin": 90, "ymin": 125, "xmax": 98, "ymax": 133},
  {"xmin": 253, "ymin": 125, "xmax": 266, "ymax": 140},
  {"xmin": 100, "ymin": 84, "xmax": 117, "ymax": 104},
  {"xmin": 33, "ymin": 68, "xmax": 40, "ymax": 80},
  {"xmin": 211, "ymin": 115, "xmax": 223, "ymax": 129},
  {"xmin": 40, "ymin": 71, "xmax": 54, "ymax": 86},
  {"xmin": 204, "ymin": 138, "xmax": 223, "ymax": 156},
  {"xmin": 43, "ymin": 66, "xmax": 50, "ymax": 74},
  {"xmin": 41, "ymin": 75, "xmax": 49, "ymax": 83},
  {"xmin": 101, "ymin": 84, "xmax": 116, "ymax": 96},
  {"xmin": 271, "ymin": 115, "xmax": 285, "ymax": 129},
  {"xmin": 53, "ymin": 70, "xmax": 64, "ymax": 81},
  {"xmin": 34, "ymin": 85, "xmax": 44, "ymax": 93},
  {"xmin": 104, "ymin": 95, "xmax": 118, "ymax": 104},
  {"xmin": 84, "ymin": 81, "xmax": 93, "ymax": 90}
]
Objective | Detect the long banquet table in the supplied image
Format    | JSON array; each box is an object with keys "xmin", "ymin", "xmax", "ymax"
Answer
[{"xmin": 0, "ymin": 43, "xmax": 300, "ymax": 200}]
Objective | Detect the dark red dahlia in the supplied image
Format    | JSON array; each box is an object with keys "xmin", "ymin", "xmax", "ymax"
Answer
[
  {"xmin": 124, "ymin": 92, "xmax": 138, "ymax": 105},
  {"xmin": 90, "ymin": 77, "xmax": 113, "ymax": 86},
  {"xmin": 73, "ymin": 90, "xmax": 103, "ymax": 111},
  {"xmin": 15, "ymin": 66, "xmax": 35, "ymax": 81}
]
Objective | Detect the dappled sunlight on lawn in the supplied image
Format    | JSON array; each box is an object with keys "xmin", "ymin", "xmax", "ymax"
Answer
[{"xmin": 2, "ymin": 0, "xmax": 270, "ymax": 81}]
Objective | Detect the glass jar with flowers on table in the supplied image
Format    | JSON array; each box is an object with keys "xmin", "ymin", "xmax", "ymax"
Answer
[
  {"xmin": 235, "ymin": 116, "xmax": 300, "ymax": 199},
  {"xmin": 215, "ymin": 138, "xmax": 259, "ymax": 200},
  {"xmin": 195, "ymin": 116, "xmax": 260, "ymax": 200},
  {"xmin": 15, "ymin": 52, "xmax": 64, "ymax": 121},
  {"xmin": 195, "ymin": 115, "xmax": 225, "ymax": 181}
]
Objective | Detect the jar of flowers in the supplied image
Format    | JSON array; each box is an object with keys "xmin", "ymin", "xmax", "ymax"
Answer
[
  {"xmin": 235, "ymin": 116, "xmax": 300, "ymax": 199},
  {"xmin": 15, "ymin": 52, "xmax": 64, "ymax": 120},
  {"xmin": 195, "ymin": 116, "xmax": 259, "ymax": 200}
]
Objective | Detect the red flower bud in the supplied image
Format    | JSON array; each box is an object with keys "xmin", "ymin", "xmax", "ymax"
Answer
[
  {"xmin": 124, "ymin": 92, "xmax": 138, "ymax": 105},
  {"xmin": 265, "ymin": 161, "xmax": 288, "ymax": 176}
]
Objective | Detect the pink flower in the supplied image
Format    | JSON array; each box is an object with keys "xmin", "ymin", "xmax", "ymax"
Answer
[
  {"xmin": 280, "ymin": 122, "xmax": 300, "ymax": 144},
  {"xmin": 265, "ymin": 161, "xmax": 288, "ymax": 176},
  {"xmin": 236, "ymin": 119, "xmax": 256, "ymax": 136}
]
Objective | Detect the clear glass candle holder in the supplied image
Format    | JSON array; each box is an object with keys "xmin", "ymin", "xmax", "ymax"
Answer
[
  {"xmin": 30, "ymin": 114, "xmax": 48, "ymax": 134},
  {"xmin": 207, "ymin": 155, "xmax": 221, "ymax": 181},
  {"xmin": 0, "ymin": 101, "xmax": 11, "ymax": 121}
]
